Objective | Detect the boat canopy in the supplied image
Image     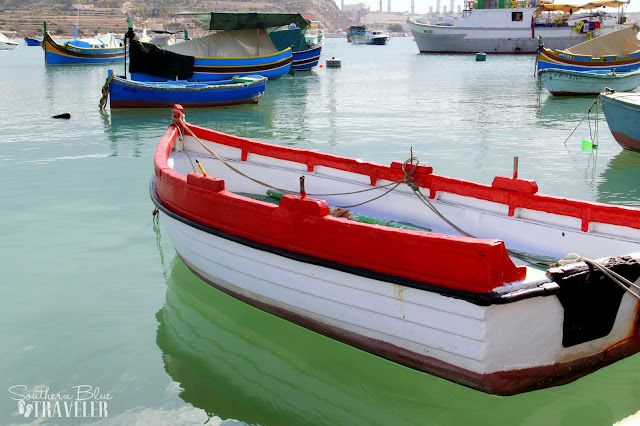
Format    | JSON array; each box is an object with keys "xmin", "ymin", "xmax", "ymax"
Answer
[
  {"xmin": 163, "ymin": 29, "xmax": 281, "ymax": 57},
  {"xmin": 563, "ymin": 24, "xmax": 640, "ymax": 55},
  {"xmin": 538, "ymin": 0, "xmax": 629, "ymax": 12},
  {"xmin": 129, "ymin": 39, "xmax": 195, "ymax": 79},
  {"xmin": 208, "ymin": 12, "xmax": 310, "ymax": 32},
  {"xmin": 270, "ymin": 27, "xmax": 308, "ymax": 51}
]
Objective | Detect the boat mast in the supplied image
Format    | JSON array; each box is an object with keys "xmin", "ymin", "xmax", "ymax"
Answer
[{"xmin": 74, "ymin": 6, "xmax": 79, "ymax": 41}]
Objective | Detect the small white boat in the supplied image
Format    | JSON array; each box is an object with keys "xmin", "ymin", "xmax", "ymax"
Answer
[
  {"xmin": 0, "ymin": 31, "xmax": 18, "ymax": 50},
  {"xmin": 367, "ymin": 30, "xmax": 390, "ymax": 45},
  {"xmin": 538, "ymin": 68, "xmax": 640, "ymax": 96},
  {"xmin": 151, "ymin": 105, "xmax": 640, "ymax": 396}
]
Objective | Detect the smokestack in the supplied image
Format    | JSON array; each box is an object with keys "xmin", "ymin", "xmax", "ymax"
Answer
[
  {"xmin": 436, "ymin": 0, "xmax": 441, "ymax": 13},
  {"xmin": 379, "ymin": 0, "xmax": 382, "ymax": 11},
  {"xmin": 411, "ymin": 0, "xmax": 415, "ymax": 14},
  {"xmin": 450, "ymin": 0, "xmax": 454, "ymax": 14},
  {"xmin": 388, "ymin": 0, "xmax": 391, "ymax": 12}
]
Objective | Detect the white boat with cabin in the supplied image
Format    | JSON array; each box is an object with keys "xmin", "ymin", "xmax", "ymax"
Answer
[{"xmin": 407, "ymin": 0, "xmax": 627, "ymax": 53}]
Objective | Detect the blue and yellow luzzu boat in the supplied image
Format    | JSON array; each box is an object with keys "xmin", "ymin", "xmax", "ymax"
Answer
[
  {"xmin": 129, "ymin": 12, "xmax": 308, "ymax": 82},
  {"xmin": 270, "ymin": 24, "xmax": 322, "ymax": 71},
  {"xmin": 536, "ymin": 25, "xmax": 640, "ymax": 73},
  {"xmin": 43, "ymin": 31, "xmax": 127, "ymax": 65}
]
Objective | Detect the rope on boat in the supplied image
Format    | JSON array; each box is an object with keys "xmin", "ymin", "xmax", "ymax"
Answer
[
  {"xmin": 98, "ymin": 74, "xmax": 115, "ymax": 110},
  {"xmin": 172, "ymin": 108, "xmax": 413, "ymax": 198},
  {"xmin": 554, "ymin": 253, "xmax": 640, "ymax": 300},
  {"xmin": 172, "ymin": 108, "xmax": 295, "ymax": 194},
  {"xmin": 170, "ymin": 108, "xmax": 561, "ymax": 269},
  {"xmin": 398, "ymin": 160, "xmax": 554, "ymax": 268}
]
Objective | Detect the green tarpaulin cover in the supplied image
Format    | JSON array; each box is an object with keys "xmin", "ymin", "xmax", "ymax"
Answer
[{"xmin": 208, "ymin": 12, "xmax": 310, "ymax": 32}]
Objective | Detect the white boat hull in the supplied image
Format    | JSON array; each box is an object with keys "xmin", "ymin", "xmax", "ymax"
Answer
[
  {"xmin": 539, "ymin": 69, "xmax": 640, "ymax": 95},
  {"xmin": 158, "ymin": 208, "xmax": 640, "ymax": 395},
  {"xmin": 150, "ymin": 116, "xmax": 640, "ymax": 394},
  {"xmin": 406, "ymin": 8, "xmax": 610, "ymax": 53},
  {"xmin": 0, "ymin": 41, "xmax": 18, "ymax": 50}
]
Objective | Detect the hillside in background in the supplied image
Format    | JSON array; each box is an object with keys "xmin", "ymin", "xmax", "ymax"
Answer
[{"xmin": 0, "ymin": 0, "xmax": 353, "ymax": 38}]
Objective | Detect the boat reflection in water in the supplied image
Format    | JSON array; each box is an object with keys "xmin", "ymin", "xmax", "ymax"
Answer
[
  {"xmin": 155, "ymin": 256, "xmax": 458, "ymax": 425},
  {"xmin": 155, "ymin": 252, "xmax": 640, "ymax": 424},
  {"xmin": 597, "ymin": 149, "xmax": 640, "ymax": 207}
]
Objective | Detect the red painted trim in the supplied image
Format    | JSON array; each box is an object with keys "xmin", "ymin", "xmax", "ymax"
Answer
[
  {"xmin": 491, "ymin": 176, "xmax": 538, "ymax": 194},
  {"xmin": 153, "ymin": 118, "xmax": 640, "ymax": 292}
]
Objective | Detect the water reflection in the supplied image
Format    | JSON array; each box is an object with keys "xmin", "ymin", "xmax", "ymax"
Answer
[
  {"xmin": 535, "ymin": 95, "xmax": 600, "ymax": 126},
  {"xmin": 153, "ymin": 253, "xmax": 640, "ymax": 425},
  {"xmin": 597, "ymin": 149, "xmax": 640, "ymax": 207},
  {"xmin": 103, "ymin": 109, "xmax": 168, "ymax": 158}
]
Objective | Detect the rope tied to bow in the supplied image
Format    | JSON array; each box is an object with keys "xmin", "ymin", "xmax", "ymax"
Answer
[{"xmin": 98, "ymin": 74, "xmax": 115, "ymax": 110}]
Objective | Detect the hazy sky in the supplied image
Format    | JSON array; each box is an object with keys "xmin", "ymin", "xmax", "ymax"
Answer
[{"xmin": 336, "ymin": 0, "xmax": 639, "ymax": 14}]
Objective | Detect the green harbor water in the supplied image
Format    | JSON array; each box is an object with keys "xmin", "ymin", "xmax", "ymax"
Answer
[{"xmin": 2, "ymin": 37, "xmax": 640, "ymax": 425}]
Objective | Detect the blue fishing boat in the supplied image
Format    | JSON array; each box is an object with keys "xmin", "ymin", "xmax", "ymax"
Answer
[
  {"xmin": 43, "ymin": 31, "xmax": 127, "ymax": 65},
  {"xmin": 291, "ymin": 46, "xmax": 322, "ymax": 71},
  {"xmin": 600, "ymin": 88, "xmax": 640, "ymax": 153},
  {"xmin": 347, "ymin": 25, "xmax": 367, "ymax": 43},
  {"xmin": 270, "ymin": 23, "xmax": 322, "ymax": 71},
  {"xmin": 102, "ymin": 70, "xmax": 267, "ymax": 109},
  {"xmin": 24, "ymin": 36, "xmax": 42, "ymax": 46},
  {"xmin": 130, "ymin": 12, "xmax": 307, "ymax": 82}
]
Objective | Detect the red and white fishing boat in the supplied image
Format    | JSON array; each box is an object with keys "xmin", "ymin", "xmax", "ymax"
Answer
[{"xmin": 151, "ymin": 105, "xmax": 640, "ymax": 395}]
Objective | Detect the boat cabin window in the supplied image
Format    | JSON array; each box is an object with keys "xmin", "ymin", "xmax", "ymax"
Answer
[{"xmin": 512, "ymin": 11, "xmax": 523, "ymax": 21}]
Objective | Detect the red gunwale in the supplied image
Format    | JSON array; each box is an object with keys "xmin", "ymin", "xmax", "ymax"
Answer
[{"xmin": 153, "ymin": 115, "xmax": 640, "ymax": 293}]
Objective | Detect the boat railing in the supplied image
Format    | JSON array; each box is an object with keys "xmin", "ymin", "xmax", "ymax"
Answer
[{"xmin": 467, "ymin": 0, "xmax": 536, "ymax": 10}]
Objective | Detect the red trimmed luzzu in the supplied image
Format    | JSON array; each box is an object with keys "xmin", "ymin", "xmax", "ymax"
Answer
[{"xmin": 151, "ymin": 104, "xmax": 640, "ymax": 395}]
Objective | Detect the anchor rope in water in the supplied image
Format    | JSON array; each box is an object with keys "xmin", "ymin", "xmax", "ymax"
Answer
[
  {"xmin": 565, "ymin": 88, "xmax": 640, "ymax": 151},
  {"xmin": 562, "ymin": 96, "xmax": 599, "ymax": 148},
  {"xmin": 554, "ymin": 253, "xmax": 640, "ymax": 301}
]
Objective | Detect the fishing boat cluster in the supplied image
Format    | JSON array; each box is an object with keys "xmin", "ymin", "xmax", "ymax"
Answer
[{"xmin": 8, "ymin": 4, "xmax": 640, "ymax": 396}]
